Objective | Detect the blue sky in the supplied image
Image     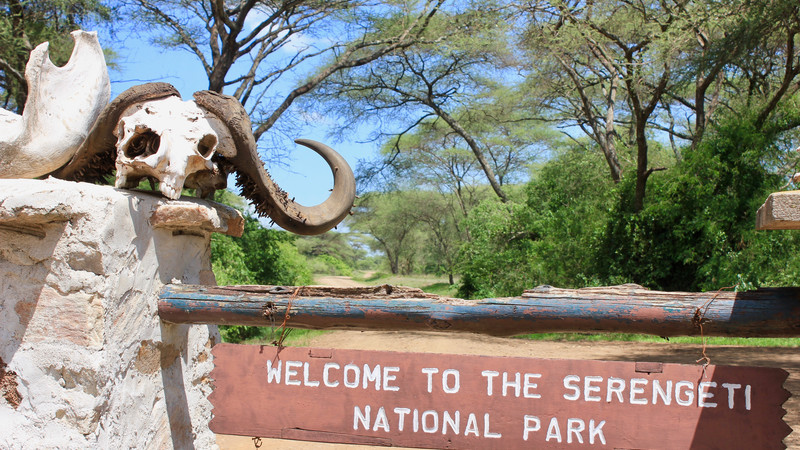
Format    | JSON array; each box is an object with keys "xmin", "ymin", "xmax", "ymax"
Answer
[{"xmin": 105, "ymin": 30, "xmax": 375, "ymax": 209}]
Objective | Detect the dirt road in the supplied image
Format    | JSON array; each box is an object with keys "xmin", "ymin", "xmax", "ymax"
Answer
[{"xmin": 216, "ymin": 276, "xmax": 800, "ymax": 449}]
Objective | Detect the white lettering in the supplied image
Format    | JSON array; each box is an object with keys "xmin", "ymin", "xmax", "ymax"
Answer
[
  {"xmin": 373, "ymin": 407, "xmax": 389, "ymax": 432},
  {"xmin": 567, "ymin": 418, "xmax": 585, "ymax": 444},
  {"xmin": 524, "ymin": 373, "xmax": 542, "ymax": 399},
  {"xmin": 443, "ymin": 369, "xmax": 460, "ymax": 394},
  {"xmin": 303, "ymin": 362, "xmax": 319, "ymax": 387},
  {"xmin": 343, "ymin": 364, "xmax": 360, "ymax": 388},
  {"xmin": 722, "ymin": 383, "xmax": 741, "ymax": 409},
  {"xmin": 465, "ymin": 413, "xmax": 480, "ymax": 436},
  {"xmin": 422, "ymin": 368, "xmax": 439, "ymax": 393},
  {"xmin": 484, "ymin": 413, "xmax": 502, "ymax": 438},
  {"xmin": 589, "ymin": 419, "xmax": 606, "ymax": 445},
  {"xmin": 354, "ymin": 405, "xmax": 370, "ymax": 430},
  {"xmin": 676, "ymin": 381, "xmax": 695, "ymax": 406},
  {"xmin": 422, "ymin": 410, "xmax": 438, "ymax": 433},
  {"xmin": 394, "ymin": 407, "xmax": 411, "ymax": 432},
  {"xmin": 323, "ymin": 363, "xmax": 339, "ymax": 387},
  {"xmin": 266, "ymin": 359, "xmax": 281, "ymax": 383},
  {"xmin": 363, "ymin": 364, "xmax": 381, "ymax": 390},
  {"xmin": 563, "ymin": 375, "xmax": 580, "ymax": 401},
  {"xmin": 523, "ymin": 415, "xmax": 541, "ymax": 441},
  {"xmin": 413, "ymin": 408, "xmax": 419, "ymax": 432},
  {"xmin": 443, "ymin": 411, "xmax": 459, "ymax": 435},
  {"xmin": 545, "ymin": 417, "xmax": 562, "ymax": 443},
  {"xmin": 285, "ymin": 361, "xmax": 302, "ymax": 386},
  {"xmin": 745, "ymin": 384, "xmax": 751, "ymax": 410},
  {"xmin": 630, "ymin": 378, "xmax": 648, "ymax": 405},
  {"xmin": 584, "ymin": 376, "xmax": 602, "ymax": 402},
  {"xmin": 383, "ymin": 366, "xmax": 400, "ymax": 392},
  {"xmin": 482, "ymin": 370, "xmax": 499, "ymax": 396},
  {"xmin": 607, "ymin": 377, "xmax": 625, "ymax": 403},
  {"xmin": 503, "ymin": 372, "xmax": 521, "ymax": 397},
  {"xmin": 698, "ymin": 381, "xmax": 717, "ymax": 408},
  {"xmin": 653, "ymin": 380, "xmax": 672, "ymax": 405}
]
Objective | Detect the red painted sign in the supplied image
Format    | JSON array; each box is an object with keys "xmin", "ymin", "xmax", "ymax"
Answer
[{"xmin": 210, "ymin": 344, "xmax": 790, "ymax": 449}]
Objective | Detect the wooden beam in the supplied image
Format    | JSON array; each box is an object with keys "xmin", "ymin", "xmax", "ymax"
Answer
[
  {"xmin": 757, "ymin": 190, "xmax": 800, "ymax": 230},
  {"xmin": 158, "ymin": 284, "xmax": 800, "ymax": 337}
]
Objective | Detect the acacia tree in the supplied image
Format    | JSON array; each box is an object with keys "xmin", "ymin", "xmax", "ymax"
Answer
[
  {"xmin": 0, "ymin": 0, "xmax": 111, "ymax": 111},
  {"xmin": 312, "ymin": 2, "xmax": 523, "ymax": 201},
  {"xmin": 522, "ymin": 0, "xmax": 679, "ymax": 212},
  {"xmin": 350, "ymin": 191, "xmax": 424, "ymax": 274},
  {"xmin": 125, "ymin": 0, "xmax": 446, "ymax": 148},
  {"xmin": 405, "ymin": 190, "xmax": 464, "ymax": 284},
  {"xmin": 522, "ymin": 0, "xmax": 800, "ymax": 211},
  {"xmin": 649, "ymin": 1, "xmax": 800, "ymax": 150}
]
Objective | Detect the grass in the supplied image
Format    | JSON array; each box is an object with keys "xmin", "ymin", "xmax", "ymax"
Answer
[
  {"xmin": 241, "ymin": 328, "xmax": 329, "ymax": 347},
  {"xmin": 516, "ymin": 332, "xmax": 800, "ymax": 347},
  {"xmin": 351, "ymin": 271, "xmax": 460, "ymax": 296}
]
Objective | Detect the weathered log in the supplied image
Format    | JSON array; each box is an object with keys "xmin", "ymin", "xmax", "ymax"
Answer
[
  {"xmin": 757, "ymin": 190, "xmax": 800, "ymax": 230},
  {"xmin": 158, "ymin": 283, "xmax": 800, "ymax": 337}
]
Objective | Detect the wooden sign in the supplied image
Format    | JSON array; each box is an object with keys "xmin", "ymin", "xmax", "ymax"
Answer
[{"xmin": 210, "ymin": 344, "xmax": 791, "ymax": 449}]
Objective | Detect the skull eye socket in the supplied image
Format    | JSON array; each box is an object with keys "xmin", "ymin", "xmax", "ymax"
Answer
[
  {"xmin": 197, "ymin": 134, "xmax": 217, "ymax": 158},
  {"xmin": 125, "ymin": 131, "xmax": 161, "ymax": 158}
]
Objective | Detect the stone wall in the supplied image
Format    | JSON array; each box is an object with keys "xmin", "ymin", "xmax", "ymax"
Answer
[{"xmin": 0, "ymin": 178, "xmax": 242, "ymax": 448}]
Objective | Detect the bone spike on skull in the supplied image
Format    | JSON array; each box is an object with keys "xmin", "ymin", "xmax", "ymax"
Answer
[{"xmin": 114, "ymin": 96, "xmax": 231, "ymax": 199}]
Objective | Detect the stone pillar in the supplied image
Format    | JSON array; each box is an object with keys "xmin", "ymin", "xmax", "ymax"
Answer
[{"xmin": 0, "ymin": 178, "xmax": 243, "ymax": 448}]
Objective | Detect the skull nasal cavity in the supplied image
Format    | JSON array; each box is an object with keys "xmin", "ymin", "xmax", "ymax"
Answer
[
  {"xmin": 197, "ymin": 134, "xmax": 217, "ymax": 158},
  {"xmin": 125, "ymin": 131, "xmax": 161, "ymax": 158}
]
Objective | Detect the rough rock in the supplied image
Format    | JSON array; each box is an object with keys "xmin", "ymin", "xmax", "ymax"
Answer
[{"xmin": 0, "ymin": 178, "xmax": 240, "ymax": 448}]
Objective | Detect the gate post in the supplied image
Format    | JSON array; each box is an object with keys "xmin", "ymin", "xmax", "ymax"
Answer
[{"xmin": 0, "ymin": 178, "xmax": 241, "ymax": 448}]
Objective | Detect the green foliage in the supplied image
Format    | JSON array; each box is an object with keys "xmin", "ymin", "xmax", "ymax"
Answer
[
  {"xmin": 296, "ymin": 231, "xmax": 376, "ymax": 272},
  {"xmin": 219, "ymin": 325, "xmax": 267, "ymax": 344},
  {"xmin": 596, "ymin": 111, "xmax": 800, "ymax": 290},
  {"xmin": 210, "ymin": 191, "xmax": 312, "ymax": 343},
  {"xmin": 457, "ymin": 199, "xmax": 536, "ymax": 298},
  {"xmin": 458, "ymin": 107, "xmax": 800, "ymax": 297},
  {"xmin": 213, "ymin": 214, "xmax": 313, "ymax": 287},
  {"xmin": 458, "ymin": 145, "xmax": 614, "ymax": 297},
  {"xmin": 419, "ymin": 282, "xmax": 459, "ymax": 297},
  {"xmin": 308, "ymin": 254, "xmax": 354, "ymax": 276},
  {"xmin": 235, "ymin": 217, "xmax": 312, "ymax": 286},
  {"xmin": 350, "ymin": 191, "xmax": 428, "ymax": 275}
]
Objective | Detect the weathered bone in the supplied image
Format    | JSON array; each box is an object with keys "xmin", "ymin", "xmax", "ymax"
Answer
[
  {"xmin": 0, "ymin": 30, "xmax": 110, "ymax": 178},
  {"xmin": 113, "ymin": 96, "xmax": 234, "ymax": 200},
  {"xmin": 193, "ymin": 90, "xmax": 356, "ymax": 235},
  {"xmin": 54, "ymin": 82, "xmax": 355, "ymax": 236}
]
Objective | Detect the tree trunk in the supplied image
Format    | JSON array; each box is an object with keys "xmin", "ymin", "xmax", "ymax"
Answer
[
  {"xmin": 431, "ymin": 105, "xmax": 508, "ymax": 202},
  {"xmin": 633, "ymin": 121, "xmax": 649, "ymax": 213}
]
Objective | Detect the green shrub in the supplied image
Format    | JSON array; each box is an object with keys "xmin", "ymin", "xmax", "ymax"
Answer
[
  {"xmin": 210, "ymin": 193, "xmax": 313, "ymax": 343},
  {"xmin": 309, "ymin": 254, "xmax": 354, "ymax": 276}
]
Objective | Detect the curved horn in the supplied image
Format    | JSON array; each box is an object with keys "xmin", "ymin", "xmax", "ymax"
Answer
[
  {"xmin": 193, "ymin": 90, "xmax": 355, "ymax": 235},
  {"xmin": 53, "ymin": 82, "xmax": 180, "ymax": 182}
]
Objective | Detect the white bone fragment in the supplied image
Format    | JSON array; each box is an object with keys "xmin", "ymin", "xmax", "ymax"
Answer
[{"xmin": 0, "ymin": 30, "xmax": 110, "ymax": 178}]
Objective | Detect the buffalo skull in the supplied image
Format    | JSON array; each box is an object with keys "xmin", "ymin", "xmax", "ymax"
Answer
[
  {"xmin": 114, "ymin": 96, "xmax": 230, "ymax": 199},
  {"xmin": 54, "ymin": 84, "xmax": 355, "ymax": 235}
]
